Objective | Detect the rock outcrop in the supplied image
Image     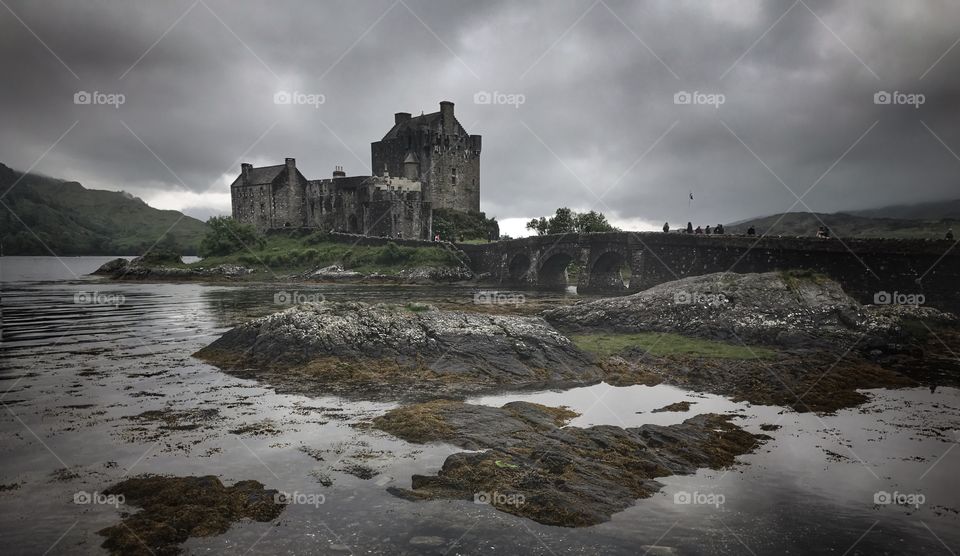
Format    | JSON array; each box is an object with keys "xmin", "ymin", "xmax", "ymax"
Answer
[
  {"xmin": 375, "ymin": 400, "xmax": 767, "ymax": 526},
  {"xmin": 93, "ymin": 258, "xmax": 253, "ymax": 280},
  {"xmin": 544, "ymin": 271, "xmax": 954, "ymax": 348},
  {"xmin": 195, "ymin": 302, "xmax": 601, "ymax": 399},
  {"xmin": 98, "ymin": 475, "xmax": 285, "ymax": 556}
]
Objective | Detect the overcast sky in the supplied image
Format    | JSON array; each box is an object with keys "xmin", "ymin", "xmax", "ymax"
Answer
[{"xmin": 2, "ymin": 0, "xmax": 958, "ymax": 237}]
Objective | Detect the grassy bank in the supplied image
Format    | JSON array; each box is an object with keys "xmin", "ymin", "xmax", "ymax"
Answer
[
  {"xmin": 570, "ymin": 331, "xmax": 776, "ymax": 359},
  {"xmin": 183, "ymin": 231, "xmax": 464, "ymax": 275}
]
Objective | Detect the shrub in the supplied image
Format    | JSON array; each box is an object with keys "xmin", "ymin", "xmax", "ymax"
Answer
[
  {"xmin": 377, "ymin": 242, "xmax": 409, "ymax": 264},
  {"xmin": 199, "ymin": 216, "xmax": 263, "ymax": 258}
]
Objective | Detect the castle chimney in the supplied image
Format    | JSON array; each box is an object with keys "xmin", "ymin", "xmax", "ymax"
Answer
[
  {"xmin": 439, "ymin": 101, "xmax": 455, "ymax": 134},
  {"xmin": 286, "ymin": 157, "xmax": 297, "ymax": 191},
  {"xmin": 241, "ymin": 163, "xmax": 252, "ymax": 184},
  {"xmin": 333, "ymin": 165, "xmax": 346, "ymax": 178},
  {"xmin": 395, "ymin": 112, "xmax": 411, "ymax": 125}
]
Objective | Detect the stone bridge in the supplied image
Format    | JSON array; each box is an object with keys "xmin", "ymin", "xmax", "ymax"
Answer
[{"xmin": 456, "ymin": 232, "xmax": 960, "ymax": 313}]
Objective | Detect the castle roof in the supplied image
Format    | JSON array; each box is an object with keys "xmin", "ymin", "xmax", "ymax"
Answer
[
  {"xmin": 230, "ymin": 164, "xmax": 285, "ymax": 187},
  {"xmin": 381, "ymin": 111, "xmax": 443, "ymax": 140}
]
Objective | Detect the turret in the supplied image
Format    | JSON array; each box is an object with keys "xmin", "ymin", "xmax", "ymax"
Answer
[{"xmin": 402, "ymin": 153, "xmax": 419, "ymax": 180}]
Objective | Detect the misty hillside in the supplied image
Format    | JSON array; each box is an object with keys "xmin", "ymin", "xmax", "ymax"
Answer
[
  {"xmin": 849, "ymin": 199, "xmax": 960, "ymax": 221},
  {"xmin": 0, "ymin": 163, "xmax": 208, "ymax": 255},
  {"xmin": 726, "ymin": 211, "xmax": 957, "ymax": 239}
]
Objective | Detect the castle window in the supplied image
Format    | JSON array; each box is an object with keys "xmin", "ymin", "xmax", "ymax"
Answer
[{"xmin": 451, "ymin": 167, "xmax": 457, "ymax": 185}]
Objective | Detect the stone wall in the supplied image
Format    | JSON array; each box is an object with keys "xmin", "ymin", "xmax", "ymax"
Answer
[{"xmin": 459, "ymin": 233, "xmax": 960, "ymax": 313}]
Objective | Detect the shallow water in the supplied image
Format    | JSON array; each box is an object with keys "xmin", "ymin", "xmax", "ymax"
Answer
[{"xmin": 1, "ymin": 256, "xmax": 958, "ymax": 555}]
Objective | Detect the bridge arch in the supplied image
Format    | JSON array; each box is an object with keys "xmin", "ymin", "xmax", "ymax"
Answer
[
  {"xmin": 537, "ymin": 250, "xmax": 577, "ymax": 290},
  {"xmin": 506, "ymin": 252, "xmax": 532, "ymax": 283},
  {"xmin": 581, "ymin": 250, "xmax": 629, "ymax": 293}
]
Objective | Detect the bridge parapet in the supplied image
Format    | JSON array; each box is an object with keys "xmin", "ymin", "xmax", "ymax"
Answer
[{"xmin": 456, "ymin": 232, "xmax": 960, "ymax": 313}]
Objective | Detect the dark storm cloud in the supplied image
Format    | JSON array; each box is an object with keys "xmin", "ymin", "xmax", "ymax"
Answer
[{"xmin": 1, "ymin": 0, "xmax": 958, "ymax": 233}]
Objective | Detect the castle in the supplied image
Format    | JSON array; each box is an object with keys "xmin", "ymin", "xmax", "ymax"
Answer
[{"xmin": 230, "ymin": 101, "xmax": 481, "ymax": 239}]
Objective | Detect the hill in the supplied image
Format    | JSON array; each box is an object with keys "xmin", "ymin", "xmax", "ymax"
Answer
[
  {"xmin": 726, "ymin": 211, "xmax": 957, "ymax": 239},
  {"xmin": 849, "ymin": 199, "xmax": 960, "ymax": 221},
  {"xmin": 0, "ymin": 163, "xmax": 208, "ymax": 255}
]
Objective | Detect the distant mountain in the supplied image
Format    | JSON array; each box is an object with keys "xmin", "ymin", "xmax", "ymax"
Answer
[
  {"xmin": 0, "ymin": 163, "xmax": 208, "ymax": 255},
  {"xmin": 849, "ymin": 199, "xmax": 960, "ymax": 221},
  {"xmin": 726, "ymin": 211, "xmax": 956, "ymax": 239}
]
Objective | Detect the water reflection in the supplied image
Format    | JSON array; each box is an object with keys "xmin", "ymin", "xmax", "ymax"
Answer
[{"xmin": 0, "ymin": 257, "xmax": 958, "ymax": 555}]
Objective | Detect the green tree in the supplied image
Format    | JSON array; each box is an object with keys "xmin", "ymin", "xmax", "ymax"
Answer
[
  {"xmin": 574, "ymin": 210, "xmax": 618, "ymax": 233},
  {"xmin": 525, "ymin": 216, "xmax": 549, "ymax": 236},
  {"xmin": 199, "ymin": 216, "xmax": 263, "ymax": 258},
  {"xmin": 547, "ymin": 207, "xmax": 576, "ymax": 234},
  {"xmin": 526, "ymin": 208, "xmax": 618, "ymax": 236},
  {"xmin": 432, "ymin": 209, "xmax": 499, "ymax": 241}
]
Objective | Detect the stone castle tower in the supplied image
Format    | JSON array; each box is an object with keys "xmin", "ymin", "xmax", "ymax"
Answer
[{"xmin": 372, "ymin": 101, "xmax": 481, "ymax": 213}]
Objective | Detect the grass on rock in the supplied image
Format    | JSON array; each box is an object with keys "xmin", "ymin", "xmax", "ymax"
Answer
[{"xmin": 570, "ymin": 331, "xmax": 776, "ymax": 359}]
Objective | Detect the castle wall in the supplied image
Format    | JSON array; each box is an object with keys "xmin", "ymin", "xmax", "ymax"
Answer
[
  {"xmin": 231, "ymin": 183, "xmax": 273, "ymax": 232},
  {"xmin": 421, "ymin": 135, "xmax": 480, "ymax": 213}
]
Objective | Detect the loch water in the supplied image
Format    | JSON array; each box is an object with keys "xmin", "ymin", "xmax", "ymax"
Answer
[{"xmin": 1, "ymin": 256, "xmax": 958, "ymax": 555}]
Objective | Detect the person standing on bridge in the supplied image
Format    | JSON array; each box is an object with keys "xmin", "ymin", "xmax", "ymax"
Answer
[
  {"xmin": 947, "ymin": 228, "xmax": 955, "ymax": 241},
  {"xmin": 747, "ymin": 226, "xmax": 756, "ymax": 237},
  {"xmin": 714, "ymin": 224, "xmax": 725, "ymax": 235},
  {"xmin": 686, "ymin": 222, "xmax": 694, "ymax": 234},
  {"xmin": 663, "ymin": 222, "xmax": 670, "ymax": 233},
  {"xmin": 705, "ymin": 225, "xmax": 712, "ymax": 235}
]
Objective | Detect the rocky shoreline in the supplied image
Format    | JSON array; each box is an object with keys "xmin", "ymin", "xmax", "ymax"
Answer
[{"xmin": 92, "ymin": 257, "xmax": 475, "ymax": 285}]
